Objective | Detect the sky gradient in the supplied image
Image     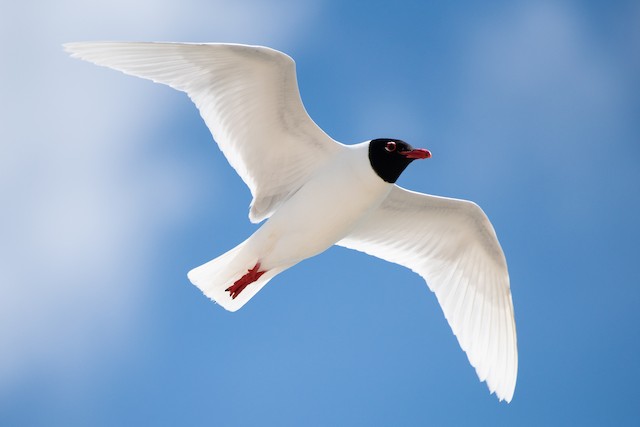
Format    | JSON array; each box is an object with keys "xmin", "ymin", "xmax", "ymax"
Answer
[{"xmin": 2, "ymin": 0, "xmax": 639, "ymax": 425}]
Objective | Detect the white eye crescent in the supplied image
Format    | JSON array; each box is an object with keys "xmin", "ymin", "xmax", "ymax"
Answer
[{"xmin": 385, "ymin": 141, "xmax": 397, "ymax": 152}]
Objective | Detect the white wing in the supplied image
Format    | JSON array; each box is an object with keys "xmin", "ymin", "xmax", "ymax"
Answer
[
  {"xmin": 338, "ymin": 186, "xmax": 517, "ymax": 402},
  {"xmin": 64, "ymin": 42, "xmax": 343, "ymax": 222}
]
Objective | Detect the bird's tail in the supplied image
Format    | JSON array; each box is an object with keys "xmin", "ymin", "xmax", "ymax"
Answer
[{"xmin": 187, "ymin": 241, "xmax": 284, "ymax": 312}]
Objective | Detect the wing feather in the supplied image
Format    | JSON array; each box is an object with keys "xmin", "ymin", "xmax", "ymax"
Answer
[
  {"xmin": 338, "ymin": 185, "xmax": 517, "ymax": 402},
  {"xmin": 64, "ymin": 42, "xmax": 343, "ymax": 222}
]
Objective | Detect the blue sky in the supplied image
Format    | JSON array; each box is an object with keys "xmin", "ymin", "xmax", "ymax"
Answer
[{"xmin": 2, "ymin": 0, "xmax": 639, "ymax": 425}]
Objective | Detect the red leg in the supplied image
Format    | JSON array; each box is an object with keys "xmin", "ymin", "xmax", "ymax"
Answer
[{"xmin": 226, "ymin": 262, "xmax": 266, "ymax": 299}]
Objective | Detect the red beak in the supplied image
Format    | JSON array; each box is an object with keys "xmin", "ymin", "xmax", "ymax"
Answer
[{"xmin": 400, "ymin": 148, "xmax": 432, "ymax": 159}]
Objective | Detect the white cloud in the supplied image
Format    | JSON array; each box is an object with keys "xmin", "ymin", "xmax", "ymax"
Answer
[{"xmin": 0, "ymin": 0, "xmax": 323, "ymax": 396}]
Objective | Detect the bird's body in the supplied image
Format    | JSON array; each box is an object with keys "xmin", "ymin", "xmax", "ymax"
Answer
[
  {"xmin": 65, "ymin": 41, "xmax": 518, "ymax": 402},
  {"xmin": 190, "ymin": 141, "xmax": 393, "ymax": 309},
  {"xmin": 248, "ymin": 142, "xmax": 392, "ymax": 268}
]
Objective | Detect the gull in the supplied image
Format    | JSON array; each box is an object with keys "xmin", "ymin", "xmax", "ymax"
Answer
[{"xmin": 65, "ymin": 42, "xmax": 517, "ymax": 402}]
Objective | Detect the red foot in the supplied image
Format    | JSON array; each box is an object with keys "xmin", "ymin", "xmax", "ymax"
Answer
[{"xmin": 226, "ymin": 262, "xmax": 266, "ymax": 299}]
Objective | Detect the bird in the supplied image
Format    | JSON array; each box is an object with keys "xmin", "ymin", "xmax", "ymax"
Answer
[{"xmin": 64, "ymin": 42, "xmax": 517, "ymax": 402}]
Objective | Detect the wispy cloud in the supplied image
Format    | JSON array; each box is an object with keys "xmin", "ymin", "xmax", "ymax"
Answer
[{"xmin": 0, "ymin": 0, "xmax": 323, "ymax": 397}]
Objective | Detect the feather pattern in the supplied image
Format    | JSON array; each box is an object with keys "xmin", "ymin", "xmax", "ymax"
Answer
[
  {"xmin": 338, "ymin": 185, "xmax": 517, "ymax": 402},
  {"xmin": 64, "ymin": 41, "xmax": 343, "ymax": 222}
]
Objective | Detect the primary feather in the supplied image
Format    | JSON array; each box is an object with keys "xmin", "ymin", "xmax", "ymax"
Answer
[
  {"xmin": 339, "ymin": 187, "xmax": 517, "ymax": 402},
  {"xmin": 64, "ymin": 42, "xmax": 342, "ymax": 222}
]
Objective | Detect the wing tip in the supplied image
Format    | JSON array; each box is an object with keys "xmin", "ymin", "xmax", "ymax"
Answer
[
  {"xmin": 496, "ymin": 386, "xmax": 515, "ymax": 403},
  {"xmin": 63, "ymin": 41, "xmax": 84, "ymax": 57},
  {"xmin": 482, "ymin": 368, "xmax": 516, "ymax": 403},
  {"xmin": 63, "ymin": 41, "xmax": 113, "ymax": 60}
]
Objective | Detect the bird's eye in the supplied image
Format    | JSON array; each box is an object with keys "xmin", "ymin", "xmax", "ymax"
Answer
[{"xmin": 385, "ymin": 141, "xmax": 397, "ymax": 152}]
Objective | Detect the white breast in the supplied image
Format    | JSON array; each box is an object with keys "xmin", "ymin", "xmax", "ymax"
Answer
[{"xmin": 253, "ymin": 142, "xmax": 392, "ymax": 269}]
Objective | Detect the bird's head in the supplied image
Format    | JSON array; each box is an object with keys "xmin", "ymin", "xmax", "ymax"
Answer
[{"xmin": 368, "ymin": 138, "xmax": 431, "ymax": 183}]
